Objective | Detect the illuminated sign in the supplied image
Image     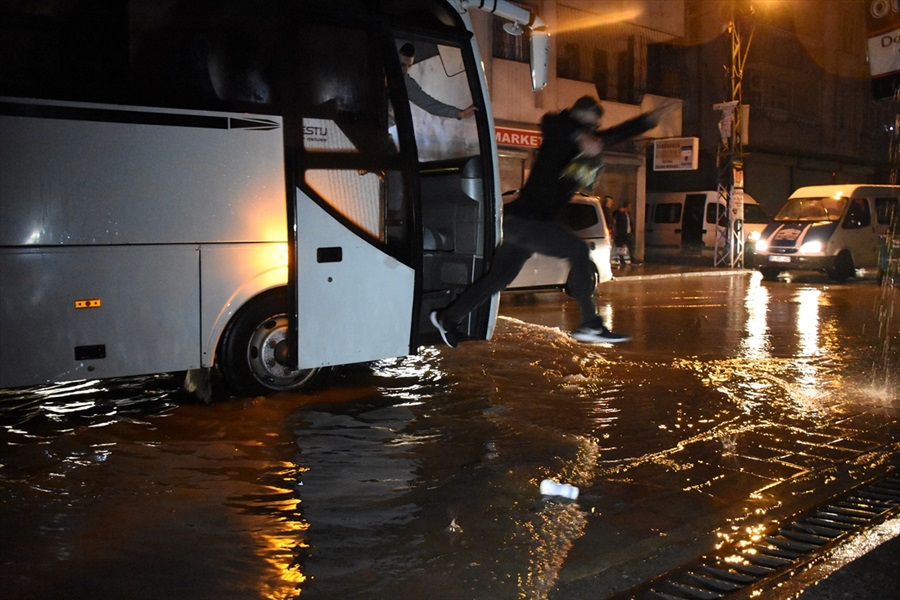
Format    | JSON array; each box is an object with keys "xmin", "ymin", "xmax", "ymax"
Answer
[
  {"xmin": 652, "ymin": 137, "xmax": 699, "ymax": 171},
  {"xmin": 495, "ymin": 126, "xmax": 542, "ymax": 148}
]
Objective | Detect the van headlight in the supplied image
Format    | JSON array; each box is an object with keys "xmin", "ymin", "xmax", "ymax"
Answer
[
  {"xmin": 755, "ymin": 239, "xmax": 768, "ymax": 252},
  {"xmin": 748, "ymin": 230, "xmax": 761, "ymax": 242},
  {"xmin": 799, "ymin": 240, "xmax": 823, "ymax": 254}
]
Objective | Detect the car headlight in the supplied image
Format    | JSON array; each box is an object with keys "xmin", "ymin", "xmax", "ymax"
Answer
[
  {"xmin": 799, "ymin": 240, "xmax": 823, "ymax": 254},
  {"xmin": 755, "ymin": 239, "xmax": 768, "ymax": 252},
  {"xmin": 747, "ymin": 230, "xmax": 761, "ymax": 242}
]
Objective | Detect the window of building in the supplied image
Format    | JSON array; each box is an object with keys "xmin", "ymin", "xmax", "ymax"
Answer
[
  {"xmin": 592, "ymin": 49, "xmax": 610, "ymax": 97},
  {"xmin": 491, "ymin": 1, "xmax": 531, "ymax": 63},
  {"xmin": 558, "ymin": 42, "xmax": 583, "ymax": 81}
]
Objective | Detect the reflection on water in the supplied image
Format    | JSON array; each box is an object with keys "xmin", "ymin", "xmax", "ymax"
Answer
[
  {"xmin": 0, "ymin": 374, "xmax": 183, "ymax": 428},
  {"xmin": 740, "ymin": 276, "xmax": 836, "ymax": 361},
  {"xmin": 741, "ymin": 274, "xmax": 771, "ymax": 358},
  {"xmin": 795, "ymin": 287, "xmax": 823, "ymax": 357},
  {"xmin": 228, "ymin": 462, "xmax": 310, "ymax": 599}
]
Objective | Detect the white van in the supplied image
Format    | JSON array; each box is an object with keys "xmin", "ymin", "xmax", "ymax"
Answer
[
  {"xmin": 754, "ymin": 184, "xmax": 900, "ymax": 281},
  {"xmin": 645, "ymin": 191, "xmax": 769, "ymax": 260},
  {"xmin": 505, "ymin": 193, "xmax": 614, "ymax": 292}
]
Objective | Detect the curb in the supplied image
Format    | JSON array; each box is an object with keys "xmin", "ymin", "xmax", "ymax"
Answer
[{"xmin": 611, "ymin": 268, "xmax": 754, "ymax": 282}]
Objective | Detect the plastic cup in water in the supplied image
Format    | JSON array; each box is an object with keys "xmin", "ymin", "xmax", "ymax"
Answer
[{"xmin": 539, "ymin": 478, "xmax": 579, "ymax": 499}]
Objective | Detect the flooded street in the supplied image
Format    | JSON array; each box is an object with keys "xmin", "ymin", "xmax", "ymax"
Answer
[{"xmin": 1, "ymin": 272, "xmax": 898, "ymax": 599}]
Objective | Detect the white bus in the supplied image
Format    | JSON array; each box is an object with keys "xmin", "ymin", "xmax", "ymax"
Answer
[{"xmin": 0, "ymin": 0, "xmax": 548, "ymax": 398}]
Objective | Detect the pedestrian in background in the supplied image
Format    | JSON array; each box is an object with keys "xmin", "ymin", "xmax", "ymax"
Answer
[{"xmin": 613, "ymin": 201, "xmax": 634, "ymax": 268}]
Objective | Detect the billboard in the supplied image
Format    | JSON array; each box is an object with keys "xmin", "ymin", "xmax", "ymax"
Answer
[{"xmin": 652, "ymin": 137, "xmax": 699, "ymax": 171}]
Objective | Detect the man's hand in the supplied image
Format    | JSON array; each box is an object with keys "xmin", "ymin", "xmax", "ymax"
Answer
[{"xmin": 458, "ymin": 105, "xmax": 477, "ymax": 119}]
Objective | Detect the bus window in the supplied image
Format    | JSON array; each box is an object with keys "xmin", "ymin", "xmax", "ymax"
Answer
[
  {"xmin": 284, "ymin": 23, "xmax": 394, "ymax": 157},
  {"xmin": 304, "ymin": 170, "xmax": 384, "ymax": 241},
  {"xmin": 401, "ymin": 41, "xmax": 478, "ymax": 162},
  {"xmin": 282, "ymin": 22, "xmax": 409, "ymax": 257},
  {"xmin": 129, "ymin": 0, "xmax": 279, "ymax": 111},
  {"xmin": 0, "ymin": 2, "xmax": 128, "ymax": 103}
]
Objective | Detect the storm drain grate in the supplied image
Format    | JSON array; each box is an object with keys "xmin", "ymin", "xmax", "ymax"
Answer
[{"xmin": 628, "ymin": 473, "xmax": 900, "ymax": 600}]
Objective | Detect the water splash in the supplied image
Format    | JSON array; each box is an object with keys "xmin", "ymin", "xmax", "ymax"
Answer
[{"xmin": 872, "ymin": 209, "xmax": 899, "ymax": 399}]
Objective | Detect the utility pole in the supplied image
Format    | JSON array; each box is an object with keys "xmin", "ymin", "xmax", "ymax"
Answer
[{"xmin": 714, "ymin": 4, "xmax": 753, "ymax": 268}]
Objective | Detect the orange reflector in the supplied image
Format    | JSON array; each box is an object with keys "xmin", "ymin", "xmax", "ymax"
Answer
[{"xmin": 74, "ymin": 298, "xmax": 102, "ymax": 309}]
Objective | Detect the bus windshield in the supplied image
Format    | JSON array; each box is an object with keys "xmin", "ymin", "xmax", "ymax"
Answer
[{"xmin": 774, "ymin": 197, "xmax": 846, "ymax": 222}]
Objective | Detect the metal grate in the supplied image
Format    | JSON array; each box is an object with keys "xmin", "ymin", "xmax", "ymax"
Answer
[{"xmin": 625, "ymin": 473, "xmax": 900, "ymax": 600}]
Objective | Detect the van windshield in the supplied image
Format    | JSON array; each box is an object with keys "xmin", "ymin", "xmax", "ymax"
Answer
[{"xmin": 774, "ymin": 196, "xmax": 846, "ymax": 222}]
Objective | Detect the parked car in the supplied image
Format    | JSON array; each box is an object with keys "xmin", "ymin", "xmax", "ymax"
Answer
[
  {"xmin": 645, "ymin": 190, "xmax": 769, "ymax": 260},
  {"xmin": 753, "ymin": 184, "xmax": 900, "ymax": 281},
  {"xmin": 504, "ymin": 192, "xmax": 614, "ymax": 293}
]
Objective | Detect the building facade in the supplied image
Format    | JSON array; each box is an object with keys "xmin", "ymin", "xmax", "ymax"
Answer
[
  {"xmin": 646, "ymin": 0, "xmax": 893, "ymax": 217},
  {"xmin": 471, "ymin": 1, "xmax": 894, "ymax": 261}
]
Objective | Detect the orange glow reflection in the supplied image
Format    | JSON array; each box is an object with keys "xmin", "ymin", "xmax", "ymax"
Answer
[{"xmin": 253, "ymin": 466, "xmax": 310, "ymax": 599}]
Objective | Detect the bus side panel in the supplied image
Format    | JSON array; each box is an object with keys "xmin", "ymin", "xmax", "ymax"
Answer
[
  {"xmin": 0, "ymin": 106, "xmax": 286, "ymax": 247},
  {"xmin": 0, "ymin": 246, "xmax": 200, "ymax": 388}
]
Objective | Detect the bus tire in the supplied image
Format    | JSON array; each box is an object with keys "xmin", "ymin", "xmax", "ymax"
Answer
[
  {"xmin": 828, "ymin": 251, "xmax": 854, "ymax": 282},
  {"xmin": 217, "ymin": 289, "xmax": 323, "ymax": 397}
]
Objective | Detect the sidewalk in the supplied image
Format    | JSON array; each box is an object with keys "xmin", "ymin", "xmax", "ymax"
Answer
[
  {"xmin": 792, "ymin": 520, "xmax": 900, "ymax": 600},
  {"xmin": 609, "ymin": 262, "xmax": 753, "ymax": 281}
]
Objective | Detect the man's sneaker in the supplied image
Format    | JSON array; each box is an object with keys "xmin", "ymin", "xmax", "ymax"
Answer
[
  {"xmin": 571, "ymin": 321, "xmax": 631, "ymax": 344},
  {"xmin": 430, "ymin": 311, "xmax": 459, "ymax": 348}
]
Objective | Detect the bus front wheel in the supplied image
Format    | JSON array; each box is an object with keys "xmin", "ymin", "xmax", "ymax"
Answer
[{"xmin": 217, "ymin": 289, "xmax": 323, "ymax": 397}]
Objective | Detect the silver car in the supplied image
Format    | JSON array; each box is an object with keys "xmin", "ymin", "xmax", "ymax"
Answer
[{"xmin": 505, "ymin": 192, "xmax": 614, "ymax": 293}]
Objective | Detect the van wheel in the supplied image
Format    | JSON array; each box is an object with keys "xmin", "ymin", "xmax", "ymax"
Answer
[
  {"xmin": 217, "ymin": 289, "xmax": 323, "ymax": 397},
  {"xmin": 828, "ymin": 251, "xmax": 854, "ymax": 282},
  {"xmin": 759, "ymin": 268, "xmax": 780, "ymax": 281}
]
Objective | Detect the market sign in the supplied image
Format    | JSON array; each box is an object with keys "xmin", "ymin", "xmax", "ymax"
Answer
[
  {"xmin": 652, "ymin": 137, "xmax": 699, "ymax": 171},
  {"xmin": 495, "ymin": 126, "xmax": 542, "ymax": 148}
]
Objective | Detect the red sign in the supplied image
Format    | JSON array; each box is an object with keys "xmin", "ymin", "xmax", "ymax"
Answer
[{"xmin": 495, "ymin": 126, "xmax": 542, "ymax": 148}]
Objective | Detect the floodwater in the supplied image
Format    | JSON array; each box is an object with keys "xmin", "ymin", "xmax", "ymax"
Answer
[{"xmin": 1, "ymin": 273, "xmax": 898, "ymax": 600}]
